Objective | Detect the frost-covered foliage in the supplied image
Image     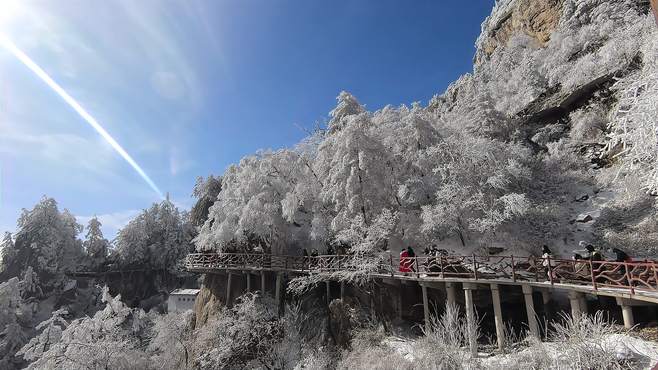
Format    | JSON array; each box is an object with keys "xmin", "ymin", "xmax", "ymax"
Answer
[
  {"xmin": 114, "ymin": 199, "xmax": 195, "ymax": 273},
  {"xmin": 83, "ymin": 217, "xmax": 110, "ymax": 270},
  {"xmin": 197, "ymin": 93, "xmax": 537, "ymax": 260},
  {"xmin": 190, "ymin": 293, "xmax": 321, "ymax": 370},
  {"xmin": 190, "ymin": 175, "xmax": 222, "ymax": 227},
  {"xmin": 0, "ymin": 197, "xmax": 84, "ymax": 291},
  {"xmin": 0, "ymin": 277, "xmax": 31, "ymax": 369},
  {"xmin": 18, "ymin": 288, "xmax": 152, "ymax": 370},
  {"xmin": 605, "ymin": 28, "xmax": 658, "ymax": 194}
]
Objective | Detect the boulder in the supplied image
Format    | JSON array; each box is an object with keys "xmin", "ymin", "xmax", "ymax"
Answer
[{"xmin": 575, "ymin": 213, "xmax": 593, "ymax": 223}]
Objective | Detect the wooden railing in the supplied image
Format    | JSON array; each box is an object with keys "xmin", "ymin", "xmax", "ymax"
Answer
[{"xmin": 185, "ymin": 253, "xmax": 658, "ymax": 294}]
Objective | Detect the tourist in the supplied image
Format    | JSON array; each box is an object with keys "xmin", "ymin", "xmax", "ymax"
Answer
[
  {"xmin": 613, "ymin": 247, "xmax": 631, "ymax": 263},
  {"xmin": 399, "ymin": 248, "xmax": 411, "ymax": 273},
  {"xmin": 541, "ymin": 245, "xmax": 553, "ymax": 278}
]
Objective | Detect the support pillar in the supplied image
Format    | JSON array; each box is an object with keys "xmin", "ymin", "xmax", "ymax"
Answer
[
  {"xmin": 490, "ymin": 284, "xmax": 505, "ymax": 350},
  {"xmin": 275, "ymin": 272, "xmax": 283, "ymax": 315},
  {"xmin": 521, "ymin": 285, "xmax": 540, "ymax": 338},
  {"xmin": 616, "ymin": 298, "xmax": 635, "ymax": 329},
  {"xmin": 226, "ymin": 272, "xmax": 233, "ymax": 307},
  {"xmin": 463, "ymin": 283, "xmax": 478, "ymax": 356},
  {"xmin": 422, "ymin": 285, "xmax": 430, "ymax": 332},
  {"xmin": 260, "ymin": 271, "xmax": 266, "ymax": 294},
  {"xmin": 579, "ymin": 296, "xmax": 588, "ymax": 315},
  {"xmin": 569, "ymin": 291, "xmax": 583, "ymax": 319},
  {"xmin": 246, "ymin": 273, "xmax": 251, "ymax": 292},
  {"xmin": 326, "ymin": 281, "xmax": 331, "ymax": 306},
  {"xmin": 340, "ymin": 281, "xmax": 346, "ymax": 301},
  {"xmin": 445, "ymin": 282, "xmax": 457, "ymax": 307},
  {"xmin": 397, "ymin": 284, "xmax": 403, "ymax": 320}
]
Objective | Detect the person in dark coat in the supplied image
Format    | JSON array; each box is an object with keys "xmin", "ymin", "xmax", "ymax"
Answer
[
  {"xmin": 612, "ymin": 248, "xmax": 631, "ymax": 263},
  {"xmin": 407, "ymin": 246, "xmax": 416, "ymax": 272}
]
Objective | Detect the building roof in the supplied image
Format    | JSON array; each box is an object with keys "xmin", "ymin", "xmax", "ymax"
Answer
[{"xmin": 170, "ymin": 289, "xmax": 200, "ymax": 296}]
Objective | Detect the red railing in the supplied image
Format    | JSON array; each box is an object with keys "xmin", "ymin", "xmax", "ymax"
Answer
[{"xmin": 185, "ymin": 253, "xmax": 658, "ymax": 294}]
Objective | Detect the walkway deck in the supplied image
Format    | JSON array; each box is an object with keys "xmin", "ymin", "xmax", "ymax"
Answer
[{"xmin": 185, "ymin": 252, "xmax": 658, "ymax": 304}]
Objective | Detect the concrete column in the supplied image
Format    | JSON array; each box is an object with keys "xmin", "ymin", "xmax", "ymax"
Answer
[
  {"xmin": 569, "ymin": 291, "xmax": 583, "ymax": 319},
  {"xmin": 326, "ymin": 281, "xmax": 331, "ymax": 306},
  {"xmin": 579, "ymin": 296, "xmax": 588, "ymax": 315},
  {"xmin": 397, "ymin": 284, "xmax": 403, "ymax": 320},
  {"xmin": 260, "ymin": 271, "xmax": 266, "ymax": 294},
  {"xmin": 521, "ymin": 285, "xmax": 540, "ymax": 338},
  {"xmin": 275, "ymin": 272, "xmax": 283, "ymax": 315},
  {"xmin": 246, "ymin": 273, "xmax": 251, "ymax": 292},
  {"xmin": 226, "ymin": 272, "xmax": 233, "ymax": 307},
  {"xmin": 490, "ymin": 284, "xmax": 505, "ymax": 350},
  {"xmin": 616, "ymin": 298, "xmax": 635, "ymax": 329},
  {"xmin": 340, "ymin": 281, "xmax": 346, "ymax": 301},
  {"xmin": 445, "ymin": 282, "xmax": 457, "ymax": 307},
  {"xmin": 422, "ymin": 285, "xmax": 430, "ymax": 332},
  {"xmin": 275, "ymin": 272, "xmax": 282, "ymax": 302},
  {"xmin": 463, "ymin": 283, "xmax": 478, "ymax": 356}
]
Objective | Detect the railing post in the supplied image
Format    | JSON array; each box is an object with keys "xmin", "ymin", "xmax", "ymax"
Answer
[
  {"xmin": 625, "ymin": 262, "xmax": 634, "ymax": 295},
  {"xmin": 415, "ymin": 257, "xmax": 420, "ymax": 278},
  {"xmin": 472, "ymin": 254, "xmax": 478, "ymax": 280},
  {"xmin": 589, "ymin": 260, "xmax": 597, "ymax": 291},
  {"xmin": 511, "ymin": 255, "xmax": 516, "ymax": 282},
  {"xmin": 652, "ymin": 262, "xmax": 658, "ymax": 291}
]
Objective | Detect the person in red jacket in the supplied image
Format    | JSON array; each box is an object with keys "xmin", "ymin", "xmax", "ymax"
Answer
[{"xmin": 399, "ymin": 248, "xmax": 411, "ymax": 273}]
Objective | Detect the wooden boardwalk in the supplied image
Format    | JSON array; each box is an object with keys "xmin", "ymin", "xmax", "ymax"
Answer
[{"xmin": 185, "ymin": 252, "xmax": 658, "ymax": 351}]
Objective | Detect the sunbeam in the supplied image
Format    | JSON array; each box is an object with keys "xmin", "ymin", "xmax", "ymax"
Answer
[{"xmin": 0, "ymin": 34, "xmax": 165, "ymax": 200}]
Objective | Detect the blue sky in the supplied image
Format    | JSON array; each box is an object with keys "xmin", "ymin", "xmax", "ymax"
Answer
[{"xmin": 0, "ymin": 0, "xmax": 494, "ymax": 238}]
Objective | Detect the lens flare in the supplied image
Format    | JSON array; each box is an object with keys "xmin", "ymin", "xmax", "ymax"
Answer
[{"xmin": 0, "ymin": 34, "xmax": 164, "ymax": 200}]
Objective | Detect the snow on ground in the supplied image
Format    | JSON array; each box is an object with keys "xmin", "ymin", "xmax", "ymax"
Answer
[{"xmin": 382, "ymin": 333, "xmax": 658, "ymax": 369}]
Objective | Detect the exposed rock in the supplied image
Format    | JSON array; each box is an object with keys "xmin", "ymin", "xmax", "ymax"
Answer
[
  {"xmin": 328, "ymin": 298, "xmax": 353, "ymax": 347},
  {"xmin": 574, "ymin": 194, "xmax": 589, "ymax": 202},
  {"xmin": 476, "ymin": 0, "xmax": 564, "ymax": 65},
  {"xmin": 575, "ymin": 213, "xmax": 593, "ymax": 223},
  {"xmin": 194, "ymin": 274, "xmax": 225, "ymax": 329}
]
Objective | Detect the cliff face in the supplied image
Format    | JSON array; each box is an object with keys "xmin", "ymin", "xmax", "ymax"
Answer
[
  {"xmin": 430, "ymin": 0, "xmax": 658, "ymax": 256},
  {"xmin": 475, "ymin": 0, "xmax": 563, "ymax": 65}
]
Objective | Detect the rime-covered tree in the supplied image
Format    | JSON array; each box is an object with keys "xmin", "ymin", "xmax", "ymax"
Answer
[
  {"xmin": 114, "ymin": 200, "xmax": 194, "ymax": 273},
  {"xmin": 190, "ymin": 175, "xmax": 223, "ymax": 227},
  {"xmin": 0, "ymin": 197, "xmax": 84, "ymax": 290},
  {"xmin": 82, "ymin": 217, "xmax": 110, "ymax": 271}
]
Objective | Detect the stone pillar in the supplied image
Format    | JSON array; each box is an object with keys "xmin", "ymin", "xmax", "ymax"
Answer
[
  {"xmin": 397, "ymin": 284, "xmax": 403, "ymax": 320},
  {"xmin": 226, "ymin": 272, "xmax": 233, "ymax": 307},
  {"xmin": 616, "ymin": 298, "xmax": 635, "ymax": 329},
  {"xmin": 490, "ymin": 283, "xmax": 505, "ymax": 350},
  {"xmin": 445, "ymin": 282, "xmax": 457, "ymax": 307},
  {"xmin": 569, "ymin": 291, "xmax": 583, "ymax": 319},
  {"xmin": 463, "ymin": 283, "xmax": 478, "ymax": 356},
  {"xmin": 275, "ymin": 272, "xmax": 283, "ymax": 315},
  {"xmin": 579, "ymin": 295, "xmax": 588, "ymax": 315},
  {"xmin": 260, "ymin": 271, "xmax": 266, "ymax": 294},
  {"xmin": 246, "ymin": 273, "xmax": 251, "ymax": 292},
  {"xmin": 422, "ymin": 285, "xmax": 430, "ymax": 332},
  {"xmin": 521, "ymin": 285, "xmax": 540, "ymax": 338},
  {"xmin": 340, "ymin": 281, "xmax": 346, "ymax": 301}
]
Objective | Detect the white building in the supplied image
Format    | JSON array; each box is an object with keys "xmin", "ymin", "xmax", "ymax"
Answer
[{"xmin": 168, "ymin": 289, "xmax": 200, "ymax": 313}]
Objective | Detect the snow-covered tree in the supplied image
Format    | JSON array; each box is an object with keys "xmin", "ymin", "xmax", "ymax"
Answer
[
  {"xmin": 190, "ymin": 175, "xmax": 222, "ymax": 227},
  {"xmin": 18, "ymin": 288, "xmax": 151, "ymax": 370},
  {"xmin": 82, "ymin": 217, "xmax": 110, "ymax": 271},
  {"xmin": 0, "ymin": 197, "xmax": 84, "ymax": 291},
  {"xmin": 114, "ymin": 200, "xmax": 194, "ymax": 273}
]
